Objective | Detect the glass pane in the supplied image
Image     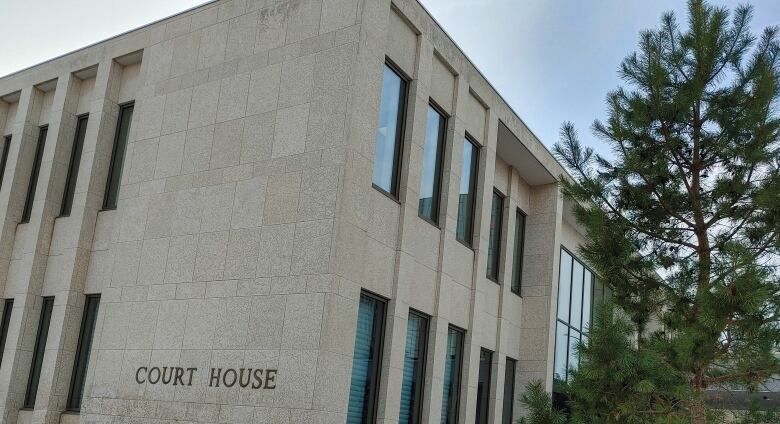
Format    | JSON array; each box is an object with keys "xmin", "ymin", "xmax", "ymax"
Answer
[
  {"xmin": 502, "ymin": 358, "xmax": 516, "ymax": 424},
  {"xmin": 25, "ymin": 297, "xmax": 54, "ymax": 408},
  {"xmin": 486, "ymin": 191, "xmax": 503, "ymax": 280},
  {"xmin": 570, "ymin": 260, "xmax": 584, "ymax": 330},
  {"xmin": 0, "ymin": 135, "xmax": 11, "ymax": 191},
  {"xmin": 104, "ymin": 103, "xmax": 134, "ymax": 210},
  {"xmin": 22, "ymin": 126, "xmax": 48, "ymax": 223},
  {"xmin": 418, "ymin": 106, "xmax": 445, "ymax": 222},
  {"xmin": 347, "ymin": 294, "xmax": 385, "ymax": 424},
  {"xmin": 557, "ymin": 251, "xmax": 573, "ymax": 322},
  {"xmin": 0, "ymin": 299, "xmax": 13, "ymax": 368},
  {"xmin": 582, "ymin": 270, "xmax": 593, "ymax": 333},
  {"xmin": 511, "ymin": 211, "xmax": 525, "ymax": 294},
  {"xmin": 61, "ymin": 115, "xmax": 88, "ymax": 216},
  {"xmin": 67, "ymin": 295, "xmax": 100, "ymax": 410},
  {"xmin": 554, "ymin": 322, "xmax": 569, "ymax": 383},
  {"xmin": 441, "ymin": 327, "xmax": 463, "ymax": 424},
  {"xmin": 399, "ymin": 312, "xmax": 428, "ymax": 424},
  {"xmin": 372, "ymin": 65, "xmax": 406, "ymax": 194},
  {"xmin": 476, "ymin": 349, "xmax": 493, "ymax": 424},
  {"xmin": 568, "ymin": 330, "xmax": 581, "ymax": 375},
  {"xmin": 456, "ymin": 139, "xmax": 478, "ymax": 244}
]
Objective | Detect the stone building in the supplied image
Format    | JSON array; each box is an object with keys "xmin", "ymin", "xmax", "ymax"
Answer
[{"xmin": 0, "ymin": 0, "xmax": 604, "ymax": 423}]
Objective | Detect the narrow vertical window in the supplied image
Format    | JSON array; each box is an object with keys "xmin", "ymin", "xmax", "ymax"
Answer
[
  {"xmin": 60, "ymin": 114, "xmax": 88, "ymax": 216},
  {"xmin": 475, "ymin": 348, "xmax": 493, "ymax": 424},
  {"xmin": 21, "ymin": 126, "xmax": 47, "ymax": 223},
  {"xmin": 456, "ymin": 137, "xmax": 479, "ymax": 245},
  {"xmin": 0, "ymin": 135, "xmax": 11, "ymax": 191},
  {"xmin": 502, "ymin": 357, "xmax": 517, "ymax": 424},
  {"xmin": 67, "ymin": 295, "xmax": 100, "ymax": 411},
  {"xmin": 399, "ymin": 311, "xmax": 429, "ymax": 424},
  {"xmin": 0, "ymin": 299, "xmax": 13, "ymax": 368},
  {"xmin": 486, "ymin": 190, "xmax": 504, "ymax": 281},
  {"xmin": 511, "ymin": 209, "xmax": 526, "ymax": 295},
  {"xmin": 441, "ymin": 326, "xmax": 464, "ymax": 424},
  {"xmin": 347, "ymin": 292, "xmax": 386, "ymax": 424},
  {"xmin": 24, "ymin": 296, "xmax": 54, "ymax": 409},
  {"xmin": 372, "ymin": 64, "xmax": 407, "ymax": 196},
  {"xmin": 103, "ymin": 102, "xmax": 134, "ymax": 210},
  {"xmin": 418, "ymin": 104, "xmax": 446, "ymax": 223}
]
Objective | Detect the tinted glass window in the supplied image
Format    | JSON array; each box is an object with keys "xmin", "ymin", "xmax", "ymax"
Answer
[
  {"xmin": 347, "ymin": 292, "xmax": 386, "ymax": 423},
  {"xmin": 511, "ymin": 210, "xmax": 526, "ymax": 295},
  {"xmin": 22, "ymin": 126, "xmax": 48, "ymax": 223},
  {"xmin": 419, "ymin": 105, "xmax": 446, "ymax": 222},
  {"xmin": 475, "ymin": 349, "xmax": 493, "ymax": 424},
  {"xmin": 502, "ymin": 358, "xmax": 517, "ymax": 424},
  {"xmin": 24, "ymin": 297, "xmax": 54, "ymax": 408},
  {"xmin": 103, "ymin": 103, "xmax": 134, "ymax": 210},
  {"xmin": 67, "ymin": 295, "xmax": 100, "ymax": 411},
  {"xmin": 487, "ymin": 190, "xmax": 504, "ymax": 280},
  {"xmin": 441, "ymin": 327, "xmax": 464, "ymax": 424},
  {"xmin": 0, "ymin": 135, "xmax": 11, "ymax": 191},
  {"xmin": 456, "ymin": 138, "xmax": 478, "ymax": 244},
  {"xmin": 399, "ymin": 311, "xmax": 429, "ymax": 424},
  {"xmin": 372, "ymin": 65, "xmax": 407, "ymax": 195},
  {"xmin": 0, "ymin": 299, "xmax": 13, "ymax": 368},
  {"xmin": 61, "ymin": 115, "xmax": 89, "ymax": 217}
]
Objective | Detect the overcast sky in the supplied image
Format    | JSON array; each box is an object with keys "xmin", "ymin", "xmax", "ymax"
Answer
[{"xmin": 1, "ymin": 0, "xmax": 779, "ymax": 156}]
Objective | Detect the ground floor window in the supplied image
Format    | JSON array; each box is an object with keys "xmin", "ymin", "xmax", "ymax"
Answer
[
  {"xmin": 441, "ymin": 326, "xmax": 464, "ymax": 424},
  {"xmin": 475, "ymin": 348, "xmax": 493, "ymax": 424},
  {"xmin": 347, "ymin": 292, "xmax": 386, "ymax": 424},
  {"xmin": 399, "ymin": 311, "xmax": 429, "ymax": 424}
]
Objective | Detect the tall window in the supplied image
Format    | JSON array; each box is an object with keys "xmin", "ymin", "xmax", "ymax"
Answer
[
  {"xmin": 347, "ymin": 292, "xmax": 386, "ymax": 424},
  {"xmin": 0, "ymin": 135, "xmax": 11, "ymax": 191},
  {"xmin": 418, "ymin": 104, "xmax": 446, "ymax": 223},
  {"xmin": 475, "ymin": 349, "xmax": 493, "ymax": 424},
  {"xmin": 21, "ymin": 126, "xmax": 48, "ymax": 223},
  {"xmin": 441, "ymin": 326, "xmax": 464, "ymax": 424},
  {"xmin": 24, "ymin": 296, "xmax": 54, "ymax": 409},
  {"xmin": 486, "ymin": 190, "xmax": 504, "ymax": 281},
  {"xmin": 103, "ymin": 102, "xmax": 134, "ymax": 210},
  {"xmin": 0, "ymin": 299, "xmax": 13, "ymax": 368},
  {"xmin": 502, "ymin": 357, "xmax": 517, "ymax": 424},
  {"xmin": 554, "ymin": 249, "xmax": 595, "ymax": 387},
  {"xmin": 511, "ymin": 210, "xmax": 526, "ymax": 295},
  {"xmin": 456, "ymin": 138, "xmax": 479, "ymax": 245},
  {"xmin": 67, "ymin": 295, "xmax": 100, "ymax": 411},
  {"xmin": 61, "ymin": 114, "xmax": 89, "ymax": 217},
  {"xmin": 399, "ymin": 311, "xmax": 429, "ymax": 424},
  {"xmin": 372, "ymin": 63, "xmax": 407, "ymax": 196}
]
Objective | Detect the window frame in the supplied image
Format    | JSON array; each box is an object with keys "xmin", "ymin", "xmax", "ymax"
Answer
[
  {"xmin": 441, "ymin": 325, "xmax": 465, "ymax": 424},
  {"xmin": 24, "ymin": 296, "xmax": 54, "ymax": 409},
  {"xmin": 371, "ymin": 60, "xmax": 410, "ymax": 199},
  {"xmin": 399, "ymin": 309, "xmax": 430, "ymax": 424},
  {"xmin": 102, "ymin": 101, "xmax": 135, "ymax": 211},
  {"xmin": 417, "ymin": 101, "xmax": 448, "ymax": 226},
  {"xmin": 486, "ymin": 188, "xmax": 505, "ymax": 282},
  {"xmin": 0, "ymin": 299, "xmax": 13, "ymax": 369},
  {"xmin": 0, "ymin": 135, "xmax": 11, "ymax": 191},
  {"xmin": 60, "ymin": 114, "xmax": 89, "ymax": 217},
  {"xmin": 66, "ymin": 294, "xmax": 100, "ymax": 412},
  {"xmin": 21, "ymin": 126, "xmax": 48, "ymax": 224},
  {"xmin": 511, "ymin": 208, "xmax": 527, "ymax": 296},
  {"xmin": 455, "ymin": 135, "xmax": 480, "ymax": 247},
  {"xmin": 347, "ymin": 290, "xmax": 387, "ymax": 424}
]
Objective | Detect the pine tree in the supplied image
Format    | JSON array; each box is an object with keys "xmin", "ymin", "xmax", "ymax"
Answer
[{"xmin": 531, "ymin": 0, "xmax": 780, "ymax": 422}]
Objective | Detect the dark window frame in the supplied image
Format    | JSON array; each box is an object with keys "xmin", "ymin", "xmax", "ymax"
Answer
[
  {"xmin": 371, "ymin": 60, "xmax": 410, "ymax": 199},
  {"xmin": 511, "ymin": 208, "xmax": 527, "ymax": 296},
  {"xmin": 441, "ymin": 325, "xmax": 465, "ymax": 424},
  {"xmin": 60, "ymin": 114, "xmax": 89, "ymax": 217},
  {"xmin": 502, "ymin": 357, "xmax": 517, "ymax": 424},
  {"xmin": 417, "ymin": 100, "xmax": 448, "ymax": 226},
  {"xmin": 0, "ymin": 135, "xmax": 11, "ymax": 191},
  {"xmin": 476, "ymin": 348, "xmax": 494, "ymax": 424},
  {"xmin": 102, "ymin": 101, "xmax": 134, "ymax": 211},
  {"xmin": 486, "ymin": 188, "xmax": 505, "ymax": 282},
  {"xmin": 0, "ymin": 299, "xmax": 13, "ymax": 369},
  {"xmin": 455, "ymin": 135, "xmax": 480, "ymax": 247},
  {"xmin": 66, "ymin": 294, "xmax": 100, "ymax": 411},
  {"xmin": 399, "ymin": 309, "xmax": 430, "ymax": 424},
  {"xmin": 347, "ymin": 290, "xmax": 387, "ymax": 424},
  {"xmin": 24, "ymin": 296, "xmax": 54, "ymax": 409},
  {"xmin": 21, "ymin": 126, "xmax": 48, "ymax": 223}
]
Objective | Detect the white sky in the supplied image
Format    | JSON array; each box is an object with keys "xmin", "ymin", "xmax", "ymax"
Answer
[{"xmin": 1, "ymin": 0, "xmax": 779, "ymax": 156}]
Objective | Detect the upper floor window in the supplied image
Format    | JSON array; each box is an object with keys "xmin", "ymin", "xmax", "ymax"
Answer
[
  {"xmin": 418, "ymin": 104, "xmax": 446, "ymax": 223},
  {"xmin": 456, "ymin": 137, "xmax": 479, "ymax": 245},
  {"xmin": 0, "ymin": 135, "xmax": 11, "ymax": 191},
  {"xmin": 511, "ymin": 209, "xmax": 527, "ymax": 295},
  {"xmin": 486, "ymin": 189, "xmax": 504, "ymax": 281},
  {"xmin": 22, "ymin": 126, "xmax": 48, "ymax": 223},
  {"xmin": 61, "ymin": 114, "xmax": 88, "ymax": 217},
  {"xmin": 372, "ymin": 63, "xmax": 408, "ymax": 196},
  {"xmin": 554, "ymin": 248, "xmax": 597, "ymax": 387},
  {"xmin": 103, "ymin": 102, "xmax": 134, "ymax": 210}
]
